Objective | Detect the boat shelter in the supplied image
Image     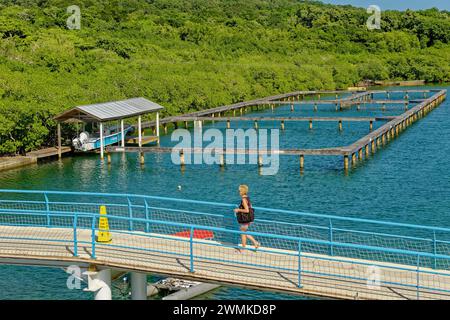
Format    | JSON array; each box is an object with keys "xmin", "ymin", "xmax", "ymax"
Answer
[{"xmin": 54, "ymin": 97, "xmax": 164, "ymax": 159}]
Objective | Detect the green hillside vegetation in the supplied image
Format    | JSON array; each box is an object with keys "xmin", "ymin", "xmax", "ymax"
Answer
[{"xmin": 0, "ymin": 0, "xmax": 449, "ymax": 154}]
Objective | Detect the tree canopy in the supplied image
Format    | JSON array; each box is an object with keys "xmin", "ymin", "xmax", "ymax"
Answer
[{"xmin": 0, "ymin": 0, "xmax": 449, "ymax": 154}]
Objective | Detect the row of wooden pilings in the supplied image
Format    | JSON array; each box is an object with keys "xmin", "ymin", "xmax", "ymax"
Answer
[{"xmin": 340, "ymin": 92, "xmax": 446, "ymax": 171}]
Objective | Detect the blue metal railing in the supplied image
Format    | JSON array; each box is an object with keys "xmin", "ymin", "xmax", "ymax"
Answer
[{"xmin": 0, "ymin": 189, "xmax": 450, "ymax": 298}]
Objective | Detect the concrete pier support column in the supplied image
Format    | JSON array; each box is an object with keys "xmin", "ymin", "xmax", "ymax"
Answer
[{"xmin": 131, "ymin": 272, "xmax": 147, "ymax": 300}]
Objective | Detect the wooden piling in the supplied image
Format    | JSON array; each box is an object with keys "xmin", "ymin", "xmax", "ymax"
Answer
[
  {"xmin": 309, "ymin": 120, "xmax": 313, "ymax": 130},
  {"xmin": 281, "ymin": 121, "xmax": 285, "ymax": 131},
  {"xmin": 352, "ymin": 153, "xmax": 357, "ymax": 165},
  {"xmin": 369, "ymin": 121, "xmax": 373, "ymax": 131},
  {"xmin": 180, "ymin": 150, "xmax": 185, "ymax": 167},
  {"xmin": 344, "ymin": 155, "xmax": 349, "ymax": 170},
  {"xmin": 254, "ymin": 120, "xmax": 258, "ymax": 130},
  {"xmin": 139, "ymin": 152, "xmax": 145, "ymax": 165},
  {"xmin": 300, "ymin": 155, "xmax": 304, "ymax": 170},
  {"xmin": 227, "ymin": 120, "xmax": 231, "ymax": 129},
  {"xmin": 338, "ymin": 120, "xmax": 343, "ymax": 131}
]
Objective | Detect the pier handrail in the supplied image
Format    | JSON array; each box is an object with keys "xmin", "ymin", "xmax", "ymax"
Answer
[{"xmin": 0, "ymin": 189, "xmax": 449, "ymax": 234}]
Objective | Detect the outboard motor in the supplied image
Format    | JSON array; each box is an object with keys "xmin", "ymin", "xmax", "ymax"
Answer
[{"xmin": 72, "ymin": 131, "xmax": 90, "ymax": 150}]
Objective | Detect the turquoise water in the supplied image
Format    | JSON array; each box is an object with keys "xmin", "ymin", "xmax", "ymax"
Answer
[{"xmin": 0, "ymin": 85, "xmax": 448, "ymax": 299}]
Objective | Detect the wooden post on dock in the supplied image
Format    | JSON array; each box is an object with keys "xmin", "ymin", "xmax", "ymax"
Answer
[
  {"xmin": 369, "ymin": 121, "xmax": 373, "ymax": 131},
  {"xmin": 139, "ymin": 153, "xmax": 145, "ymax": 165},
  {"xmin": 138, "ymin": 116, "xmax": 142, "ymax": 148},
  {"xmin": 338, "ymin": 120, "xmax": 343, "ymax": 131},
  {"xmin": 281, "ymin": 120, "xmax": 285, "ymax": 131},
  {"xmin": 344, "ymin": 155, "xmax": 349, "ymax": 171},
  {"xmin": 309, "ymin": 120, "xmax": 313, "ymax": 130},
  {"xmin": 220, "ymin": 154, "xmax": 225, "ymax": 168},
  {"xmin": 227, "ymin": 120, "xmax": 231, "ymax": 129},
  {"xmin": 121, "ymin": 120, "xmax": 125, "ymax": 148},
  {"xmin": 107, "ymin": 152, "xmax": 112, "ymax": 165},
  {"xmin": 352, "ymin": 153, "xmax": 357, "ymax": 165},
  {"xmin": 358, "ymin": 148, "xmax": 363, "ymax": 160},
  {"xmin": 371, "ymin": 140, "xmax": 376, "ymax": 153},
  {"xmin": 100, "ymin": 122, "xmax": 104, "ymax": 160},
  {"xmin": 365, "ymin": 145, "xmax": 370, "ymax": 157},
  {"xmin": 258, "ymin": 155, "xmax": 263, "ymax": 167},
  {"xmin": 291, "ymin": 103, "xmax": 294, "ymax": 112},
  {"xmin": 300, "ymin": 155, "xmax": 304, "ymax": 170},
  {"xmin": 254, "ymin": 120, "xmax": 258, "ymax": 130}
]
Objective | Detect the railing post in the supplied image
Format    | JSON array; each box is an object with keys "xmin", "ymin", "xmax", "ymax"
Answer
[
  {"xmin": 44, "ymin": 193, "xmax": 50, "ymax": 227},
  {"xmin": 144, "ymin": 199, "xmax": 150, "ymax": 233},
  {"xmin": 127, "ymin": 197, "xmax": 133, "ymax": 231},
  {"xmin": 91, "ymin": 215, "xmax": 96, "ymax": 259},
  {"xmin": 190, "ymin": 227, "xmax": 194, "ymax": 273},
  {"xmin": 416, "ymin": 254, "xmax": 420, "ymax": 300},
  {"xmin": 433, "ymin": 231, "xmax": 437, "ymax": 270},
  {"xmin": 73, "ymin": 215, "xmax": 78, "ymax": 257},
  {"xmin": 329, "ymin": 220, "xmax": 334, "ymax": 256},
  {"xmin": 298, "ymin": 241, "xmax": 302, "ymax": 288}
]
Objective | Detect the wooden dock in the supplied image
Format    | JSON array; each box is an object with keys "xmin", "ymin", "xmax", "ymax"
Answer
[
  {"xmin": 26, "ymin": 147, "xmax": 72, "ymax": 160},
  {"xmin": 125, "ymin": 136, "xmax": 159, "ymax": 146},
  {"xmin": 111, "ymin": 89, "xmax": 446, "ymax": 171}
]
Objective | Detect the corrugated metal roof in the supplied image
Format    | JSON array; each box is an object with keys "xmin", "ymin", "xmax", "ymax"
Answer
[{"xmin": 54, "ymin": 97, "xmax": 164, "ymax": 122}]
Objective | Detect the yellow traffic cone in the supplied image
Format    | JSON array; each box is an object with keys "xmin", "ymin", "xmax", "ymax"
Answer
[{"xmin": 97, "ymin": 205, "xmax": 112, "ymax": 243}]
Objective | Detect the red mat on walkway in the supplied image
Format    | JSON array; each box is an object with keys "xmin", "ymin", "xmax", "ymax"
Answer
[{"xmin": 173, "ymin": 229, "xmax": 214, "ymax": 240}]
